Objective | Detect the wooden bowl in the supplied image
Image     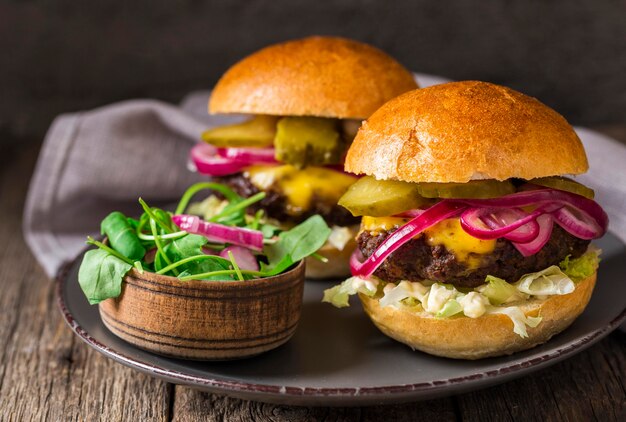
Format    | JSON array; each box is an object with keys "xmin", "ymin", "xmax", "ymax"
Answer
[{"xmin": 98, "ymin": 261, "xmax": 305, "ymax": 360}]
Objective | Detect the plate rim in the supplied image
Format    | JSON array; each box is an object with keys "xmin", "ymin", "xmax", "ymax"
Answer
[{"xmin": 57, "ymin": 248, "xmax": 626, "ymax": 405}]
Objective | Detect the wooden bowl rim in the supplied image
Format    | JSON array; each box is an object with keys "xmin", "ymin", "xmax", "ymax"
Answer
[{"xmin": 124, "ymin": 259, "xmax": 305, "ymax": 291}]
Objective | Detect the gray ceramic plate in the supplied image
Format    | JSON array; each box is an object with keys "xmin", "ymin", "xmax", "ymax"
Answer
[{"xmin": 57, "ymin": 233, "xmax": 626, "ymax": 406}]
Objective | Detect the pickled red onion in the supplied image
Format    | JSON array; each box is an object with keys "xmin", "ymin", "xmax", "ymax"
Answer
[
  {"xmin": 350, "ymin": 201, "xmax": 467, "ymax": 277},
  {"xmin": 460, "ymin": 207, "xmax": 542, "ymax": 241},
  {"xmin": 217, "ymin": 147, "xmax": 278, "ymax": 164},
  {"xmin": 190, "ymin": 143, "xmax": 248, "ymax": 176},
  {"xmin": 552, "ymin": 206, "xmax": 603, "ymax": 240},
  {"xmin": 172, "ymin": 214, "xmax": 264, "ymax": 251},
  {"xmin": 219, "ymin": 245, "xmax": 260, "ymax": 271},
  {"xmin": 511, "ymin": 214, "xmax": 554, "ymax": 257},
  {"xmin": 462, "ymin": 189, "xmax": 608, "ymax": 232}
]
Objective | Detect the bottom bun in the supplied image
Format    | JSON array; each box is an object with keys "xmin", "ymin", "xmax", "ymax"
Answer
[
  {"xmin": 305, "ymin": 236, "xmax": 356, "ymax": 279},
  {"xmin": 358, "ymin": 272, "xmax": 597, "ymax": 359}
]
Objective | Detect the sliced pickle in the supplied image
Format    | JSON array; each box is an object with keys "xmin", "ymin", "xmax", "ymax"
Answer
[
  {"xmin": 529, "ymin": 176, "xmax": 595, "ymax": 199},
  {"xmin": 415, "ymin": 180, "xmax": 516, "ymax": 199},
  {"xmin": 338, "ymin": 176, "xmax": 432, "ymax": 217},
  {"xmin": 201, "ymin": 115, "xmax": 278, "ymax": 147},
  {"xmin": 274, "ymin": 117, "xmax": 344, "ymax": 168}
]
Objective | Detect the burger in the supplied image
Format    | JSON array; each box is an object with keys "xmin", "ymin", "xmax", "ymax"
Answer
[
  {"xmin": 188, "ymin": 36, "xmax": 418, "ymax": 278},
  {"xmin": 323, "ymin": 81, "xmax": 608, "ymax": 359}
]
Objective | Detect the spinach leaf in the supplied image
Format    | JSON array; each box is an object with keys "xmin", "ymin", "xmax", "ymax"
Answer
[
  {"xmin": 101, "ymin": 211, "xmax": 145, "ymax": 261},
  {"xmin": 262, "ymin": 215, "xmax": 331, "ymax": 275},
  {"xmin": 163, "ymin": 234, "xmax": 207, "ymax": 262},
  {"xmin": 260, "ymin": 223, "xmax": 281, "ymax": 239},
  {"xmin": 78, "ymin": 249, "xmax": 133, "ymax": 305},
  {"xmin": 162, "ymin": 234, "xmax": 232, "ymax": 279}
]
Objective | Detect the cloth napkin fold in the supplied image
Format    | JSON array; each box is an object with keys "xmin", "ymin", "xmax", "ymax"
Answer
[{"xmin": 23, "ymin": 74, "xmax": 626, "ymax": 278}]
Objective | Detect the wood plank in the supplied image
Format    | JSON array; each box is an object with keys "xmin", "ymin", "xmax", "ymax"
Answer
[
  {"xmin": 0, "ymin": 144, "xmax": 172, "ymax": 421},
  {"xmin": 171, "ymin": 388, "xmax": 458, "ymax": 421}
]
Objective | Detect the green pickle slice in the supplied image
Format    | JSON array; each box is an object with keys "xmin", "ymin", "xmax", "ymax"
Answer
[
  {"xmin": 529, "ymin": 176, "xmax": 594, "ymax": 199},
  {"xmin": 415, "ymin": 180, "xmax": 516, "ymax": 199},
  {"xmin": 201, "ymin": 115, "xmax": 278, "ymax": 147},
  {"xmin": 338, "ymin": 176, "xmax": 432, "ymax": 217},
  {"xmin": 274, "ymin": 117, "xmax": 344, "ymax": 168}
]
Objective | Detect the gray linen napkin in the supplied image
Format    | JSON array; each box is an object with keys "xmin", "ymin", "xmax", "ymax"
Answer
[{"xmin": 23, "ymin": 74, "xmax": 626, "ymax": 279}]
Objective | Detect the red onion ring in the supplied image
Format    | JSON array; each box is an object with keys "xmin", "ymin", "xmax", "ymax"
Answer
[
  {"xmin": 460, "ymin": 207, "xmax": 541, "ymax": 241},
  {"xmin": 217, "ymin": 147, "xmax": 278, "ymax": 164},
  {"xmin": 172, "ymin": 214, "xmax": 264, "ymax": 251},
  {"xmin": 461, "ymin": 189, "xmax": 608, "ymax": 232},
  {"xmin": 552, "ymin": 206, "xmax": 603, "ymax": 240},
  {"xmin": 219, "ymin": 245, "xmax": 260, "ymax": 271},
  {"xmin": 190, "ymin": 143, "xmax": 249, "ymax": 176},
  {"xmin": 511, "ymin": 214, "xmax": 554, "ymax": 257}
]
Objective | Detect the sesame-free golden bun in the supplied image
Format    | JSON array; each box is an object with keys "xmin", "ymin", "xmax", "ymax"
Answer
[
  {"xmin": 209, "ymin": 36, "xmax": 418, "ymax": 119},
  {"xmin": 358, "ymin": 272, "xmax": 596, "ymax": 359},
  {"xmin": 345, "ymin": 81, "xmax": 589, "ymax": 182}
]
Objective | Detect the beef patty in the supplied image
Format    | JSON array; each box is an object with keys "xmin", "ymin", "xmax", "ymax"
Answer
[
  {"xmin": 216, "ymin": 173, "xmax": 358, "ymax": 227},
  {"xmin": 357, "ymin": 224, "xmax": 589, "ymax": 288}
]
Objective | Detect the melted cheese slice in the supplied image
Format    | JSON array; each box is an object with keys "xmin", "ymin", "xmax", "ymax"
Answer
[
  {"xmin": 425, "ymin": 219, "xmax": 496, "ymax": 269},
  {"xmin": 245, "ymin": 165, "xmax": 357, "ymax": 215},
  {"xmin": 361, "ymin": 216, "xmax": 496, "ymax": 269},
  {"xmin": 361, "ymin": 216, "xmax": 409, "ymax": 233}
]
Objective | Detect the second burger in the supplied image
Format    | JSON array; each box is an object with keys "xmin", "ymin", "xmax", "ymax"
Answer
[{"xmin": 189, "ymin": 36, "xmax": 418, "ymax": 278}]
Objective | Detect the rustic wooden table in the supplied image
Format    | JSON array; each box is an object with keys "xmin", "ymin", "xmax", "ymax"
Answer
[{"xmin": 1, "ymin": 127, "xmax": 625, "ymax": 421}]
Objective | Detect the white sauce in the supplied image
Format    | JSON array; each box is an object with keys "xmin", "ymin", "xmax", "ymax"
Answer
[{"xmin": 458, "ymin": 292, "xmax": 489, "ymax": 318}]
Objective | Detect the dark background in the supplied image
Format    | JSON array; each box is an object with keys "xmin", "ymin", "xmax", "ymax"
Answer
[{"xmin": 1, "ymin": 0, "xmax": 625, "ymax": 146}]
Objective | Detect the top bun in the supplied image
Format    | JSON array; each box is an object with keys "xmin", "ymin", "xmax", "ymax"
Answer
[
  {"xmin": 345, "ymin": 81, "xmax": 588, "ymax": 182},
  {"xmin": 209, "ymin": 36, "xmax": 418, "ymax": 119}
]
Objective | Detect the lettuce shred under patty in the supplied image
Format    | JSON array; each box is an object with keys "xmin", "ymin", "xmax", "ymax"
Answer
[{"xmin": 323, "ymin": 248, "xmax": 601, "ymax": 338}]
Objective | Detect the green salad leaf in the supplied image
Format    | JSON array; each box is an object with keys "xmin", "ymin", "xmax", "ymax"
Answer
[
  {"xmin": 162, "ymin": 234, "xmax": 232, "ymax": 280},
  {"xmin": 101, "ymin": 211, "xmax": 146, "ymax": 261},
  {"xmin": 78, "ymin": 249, "xmax": 133, "ymax": 305},
  {"xmin": 263, "ymin": 215, "xmax": 331, "ymax": 276}
]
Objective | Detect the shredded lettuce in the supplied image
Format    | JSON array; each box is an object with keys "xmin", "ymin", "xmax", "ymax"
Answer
[
  {"xmin": 379, "ymin": 283, "xmax": 410, "ymax": 308},
  {"xmin": 436, "ymin": 299, "xmax": 463, "ymax": 318},
  {"xmin": 378, "ymin": 280, "xmax": 428, "ymax": 309},
  {"xmin": 322, "ymin": 276, "xmax": 377, "ymax": 308},
  {"xmin": 423, "ymin": 283, "xmax": 457, "ymax": 314},
  {"xmin": 490, "ymin": 307, "xmax": 542, "ymax": 338},
  {"xmin": 327, "ymin": 226, "xmax": 356, "ymax": 251},
  {"xmin": 559, "ymin": 248, "xmax": 601, "ymax": 281},
  {"xmin": 515, "ymin": 266, "xmax": 575, "ymax": 296},
  {"xmin": 322, "ymin": 248, "xmax": 601, "ymax": 338},
  {"xmin": 479, "ymin": 275, "xmax": 521, "ymax": 305}
]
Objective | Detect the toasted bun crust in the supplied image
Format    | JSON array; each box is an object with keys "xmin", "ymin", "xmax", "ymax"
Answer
[
  {"xmin": 345, "ymin": 81, "xmax": 588, "ymax": 182},
  {"xmin": 305, "ymin": 235, "xmax": 356, "ymax": 279},
  {"xmin": 209, "ymin": 36, "xmax": 418, "ymax": 119},
  {"xmin": 358, "ymin": 272, "xmax": 596, "ymax": 359}
]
